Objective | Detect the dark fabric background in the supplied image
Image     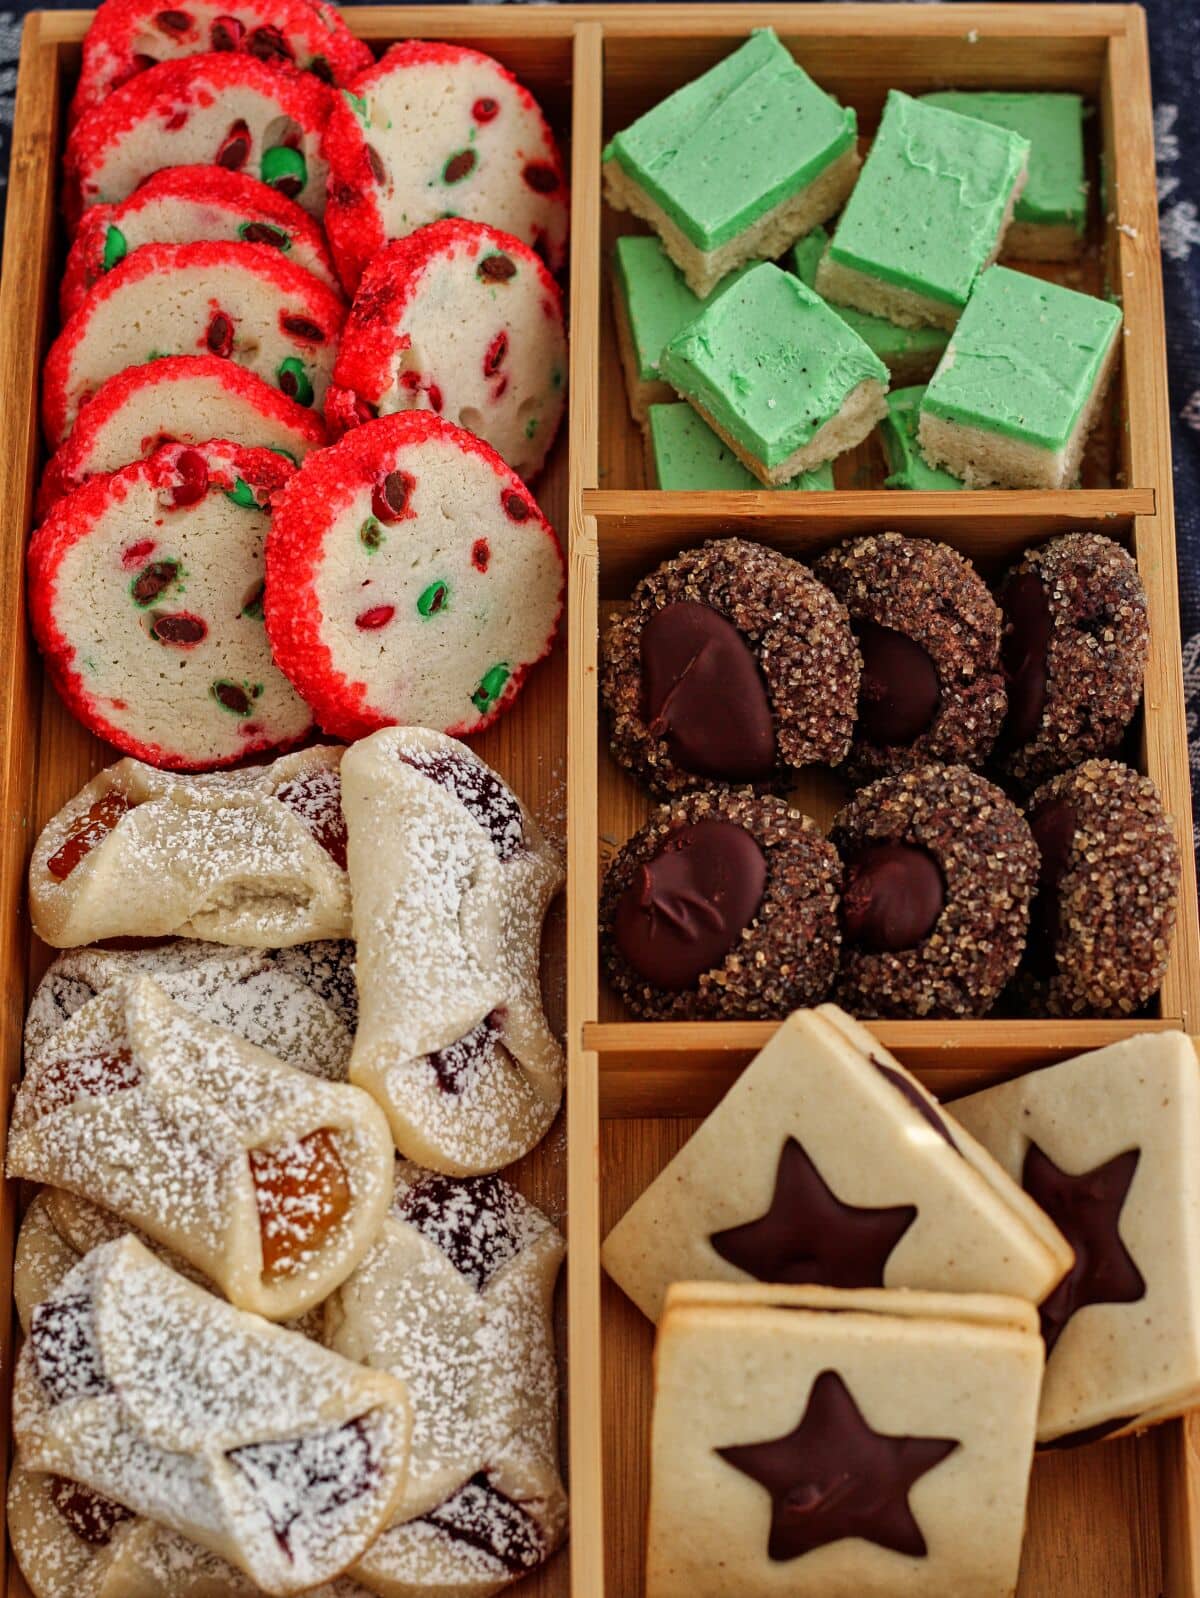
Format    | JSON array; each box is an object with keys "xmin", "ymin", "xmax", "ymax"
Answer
[{"xmin": 5, "ymin": 0, "xmax": 1198, "ymax": 852}]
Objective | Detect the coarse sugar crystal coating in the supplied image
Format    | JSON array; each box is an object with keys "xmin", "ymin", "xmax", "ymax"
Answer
[
  {"xmin": 600, "ymin": 788, "xmax": 841, "ymax": 1021},
  {"xmin": 62, "ymin": 164, "xmax": 343, "ymax": 319},
  {"xmin": 324, "ymin": 40, "xmax": 567, "ymax": 294},
  {"xmin": 994, "ymin": 532, "xmax": 1149, "ymax": 789},
  {"xmin": 832, "ymin": 764, "xmax": 1038, "ymax": 1019},
  {"xmin": 43, "ymin": 240, "xmax": 345, "ymax": 448},
  {"xmin": 27, "ymin": 438, "xmax": 313, "ymax": 771},
  {"xmin": 63, "ymin": 52, "xmax": 333, "ymax": 231},
  {"xmin": 325, "ymin": 219, "xmax": 566, "ymax": 481},
  {"xmin": 68, "ymin": 0, "xmax": 372, "ymax": 127},
  {"xmin": 1018, "ymin": 759, "xmax": 1179, "ymax": 1017},
  {"xmin": 814, "ymin": 532, "xmax": 1007, "ymax": 786},
  {"xmin": 600, "ymin": 537, "xmax": 860, "ymax": 797},
  {"xmin": 646, "ymin": 404, "xmax": 834, "ymax": 491},
  {"xmin": 265, "ymin": 411, "xmax": 565, "ymax": 740}
]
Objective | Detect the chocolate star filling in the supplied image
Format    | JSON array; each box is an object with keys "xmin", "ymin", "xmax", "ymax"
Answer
[
  {"xmin": 871, "ymin": 1056, "xmax": 960, "ymax": 1154},
  {"xmin": 710, "ymin": 1137, "xmax": 916, "ymax": 1287},
  {"xmin": 1000, "ymin": 570, "xmax": 1053, "ymax": 747},
  {"xmin": 1022, "ymin": 1142, "xmax": 1146, "ymax": 1354},
  {"xmin": 717, "ymin": 1368, "xmax": 958, "ymax": 1561}
]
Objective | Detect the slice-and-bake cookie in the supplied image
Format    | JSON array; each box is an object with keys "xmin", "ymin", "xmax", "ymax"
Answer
[
  {"xmin": 325, "ymin": 1161, "xmax": 567, "ymax": 1595},
  {"xmin": 953, "ymin": 1031, "xmax": 1200, "ymax": 1444},
  {"xmin": 343, "ymin": 727, "xmax": 564, "ymax": 1175},
  {"xmin": 29, "ymin": 745, "xmax": 350, "ymax": 949},
  {"xmin": 603, "ymin": 1005, "xmax": 1070, "ymax": 1321},
  {"xmin": 13, "ymin": 1236, "xmax": 410, "ymax": 1596},
  {"xmin": 8, "ymin": 975, "xmax": 394, "ymax": 1321},
  {"xmin": 647, "ymin": 1283, "xmax": 1043, "ymax": 1598}
]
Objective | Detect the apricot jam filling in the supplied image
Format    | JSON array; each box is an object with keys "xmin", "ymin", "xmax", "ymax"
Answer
[{"xmin": 249, "ymin": 1128, "xmax": 351, "ymax": 1279}]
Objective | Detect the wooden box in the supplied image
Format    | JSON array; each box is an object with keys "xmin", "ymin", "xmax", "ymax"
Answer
[{"xmin": 0, "ymin": 6, "xmax": 1197, "ymax": 1598}]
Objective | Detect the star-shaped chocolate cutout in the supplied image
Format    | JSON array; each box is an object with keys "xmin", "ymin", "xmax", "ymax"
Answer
[
  {"xmin": 1022, "ymin": 1142, "xmax": 1146, "ymax": 1355},
  {"xmin": 718, "ymin": 1369, "xmax": 958, "ymax": 1561},
  {"xmin": 710, "ymin": 1136, "xmax": 916, "ymax": 1287}
]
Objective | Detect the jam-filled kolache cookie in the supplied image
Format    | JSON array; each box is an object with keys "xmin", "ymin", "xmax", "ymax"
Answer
[
  {"xmin": 67, "ymin": 0, "xmax": 372, "ymax": 128},
  {"xmin": 1020, "ymin": 760, "xmax": 1179, "ymax": 1017},
  {"xmin": 816, "ymin": 91, "xmax": 1030, "ymax": 331},
  {"xmin": 8, "ymin": 975, "xmax": 394, "ymax": 1321},
  {"xmin": 603, "ymin": 29, "xmax": 859, "ymax": 299},
  {"xmin": 645, "ymin": 404, "xmax": 834, "ymax": 492},
  {"xmin": 995, "ymin": 533, "xmax": 1149, "ymax": 788},
  {"xmin": 28, "ymin": 745, "xmax": 350, "ymax": 950},
  {"xmin": 878, "ymin": 386, "xmax": 964, "ymax": 491},
  {"xmin": 813, "ymin": 533, "xmax": 1007, "ymax": 783},
  {"xmin": 13, "ymin": 1236, "xmax": 410, "ymax": 1597},
  {"xmin": 43, "ymin": 240, "xmax": 344, "ymax": 446},
  {"xmin": 646, "ymin": 1282, "xmax": 1043, "ymax": 1598},
  {"xmin": 832, "ymin": 765, "xmax": 1038, "ymax": 1019},
  {"xmin": 953, "ymin": 1032, "xmax": 1200, "ymax": 1445},
  {"xmin": 63, "ymin": 52, "xmax": 333, "ymax": 231},
  {"xmin": 601, "ymin": 538, "xmax": 859, "ymax": 796},
  {"xmin": 325, "ymin": 1162, "xmax": 567, "ymax": 1593},
  {"xmin": 344, "ymin": 728, "xmax": 564, "ymax": 1176},
  {"xmin": 265, "ymin": 412, "xmax": 565, "ymax": 740},
  {"xmin": 324, "ymin": 220, "xmax": 567, "ymax": 482},
  {"xmin": 324, "ymin": 40, "xmax": 567, "ymax": 294},
  {"xmin": 660, "ymin": 263, "xmax": 889, "ymax": 486},
  {"xmin": 600, "ymin": 790, "xmax": 841, "ymax": 1021},
  {"xmin": 602, "ymin": 1004, "xmax": 1072, "ymax": 1323}
]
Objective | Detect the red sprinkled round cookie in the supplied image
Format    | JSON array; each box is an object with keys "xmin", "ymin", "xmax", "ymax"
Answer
[
  {"xmin": 38, "ymin": 356, "xmax": 327, "ymax": 517},
  {"xmin": 68, "ymin": 0, "xmax": 373, "ymax": 126},
  {"xmin": 324, "ymin": 40, "xmax": 567, "ymax": 293},
  {"xmin": 265, "ymin": 411, "xmax": 564, "ymax": 739},
  {"xmin": 325, "ymin": 220, "xmax": 566, "ymax": 480},
  {"xmin": 43, "ymin": 239, "xmax": 345, "ymax": 447},
  {"xmin": 63, "ymin": 165, "xmax": 342, "ymax": 320},
  {"xmin": 27, "ymin": 440, "xmax": 313, "ymax": 770},
  {"xmin": 63, "ymin": 52, "xmax": 332, "ymax": 232}
]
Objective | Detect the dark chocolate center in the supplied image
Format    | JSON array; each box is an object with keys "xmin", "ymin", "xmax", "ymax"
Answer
[
  {"xmin": 841, "ymin": 843, "xmax": 945, "ymax": 954},
  {"xmin": 1027, "ymin": 798, "xmax": 1078, "ymax": 978},
  {"xmin": 855, "ymin": 622, "xmax": 941, "ymax": 747},
  {"xmin": 1000, "ymin": 570, "xmax": 1053, "ymax": 747}
]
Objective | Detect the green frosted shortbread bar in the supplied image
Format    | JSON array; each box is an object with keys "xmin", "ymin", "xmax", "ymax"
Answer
[
  {"xmin": 660, "ymin": 262, "xmax": 888, "ymax": 486},
  {"xmin": 879, "ymin": 387, "xmax": 964, "ymax": 490},
  {"xmin": 921, "ymin": 91, "xmax": 1087, "ymax": 261},
  {"xmin": 603, "ymin": 29, "xmax": 860, "ymax": 298},
  {"xmin": 918, "ymin": 265, "xmax": 1122, "ymax": 489},
  {"xmin": 611, "ymin": 235, "xmax": 753, "ymax": 425},
  {"xmin": 647, "ymin": 403, "xmax": 835, "ymax": 491},
  {"xmin": 816, "ymin": 90, "xmax": 1030, "ymax": 330},
  {"xmin": 791, "ymin": 227, "xmax": 949, "ymax": 384}
]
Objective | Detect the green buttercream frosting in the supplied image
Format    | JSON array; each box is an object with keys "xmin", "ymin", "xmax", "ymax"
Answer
[
  {"xmin": 829, "ymin": 90, "xmax": 1030, "ymax": 309},
  {"xmin": 647, "ymin": 403, "xmax": 834, "ymax": 490},
  {"xmin": 921, "ymin": 265, "xmax": 1122, "ymax": 450},
  {"xmin": 612, "ymin": 236, "xmax": 754, "ymax": 381},
  {"xmin": 879, "ymin": 386, "xmax": 963, "ymax": 490},
  {"xmin": 920, "ymin": 91, "xmax": 1086, "ymax": 232},
  {"xmin": 790, "ymin": 227, "xmax": 950, "ymax": 367},
  {"xmin": 660, "ymin": 262, "xmax": 887, "ymax": 468},
  {"xmin": 602, "ymin": 29, "xmax": 856, "ymax": 252}
]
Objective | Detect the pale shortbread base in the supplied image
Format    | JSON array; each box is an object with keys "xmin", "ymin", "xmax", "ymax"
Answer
[
  {"xmin": 611, "ymin": 274, "xmax": 676, "ymax": 428},
  {"xmin": 685, "ymin": 377, "xmax": 887, "ymax": 486},
  {"xmin": 917, "ymin": 321, "xmax": 1120, "ymax": 489},
  {"xmin": 604, "ymin": 145, "xmax": 861, "ymax": 299},
  {"xmin": 816, "ymin": 165, "xmax": 1029, "ymax": 330},
  {"xmin": 1003, "ymin": 219, "xmax": 1086, "ymax": 262}
]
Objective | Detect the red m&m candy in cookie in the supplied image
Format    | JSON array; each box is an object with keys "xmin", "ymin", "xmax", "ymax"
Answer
[
  {"xmin": 324, "ymin": 41, "xmax": 568, "ymax": 293},
  {"xmin": 325, "ymin": 220, "xmax": 566, "ymax": 480},
  {"xmin": 28, "ymin": 441, "xmax": 312, "ymax": 770},
  {"xmin": 265, "ymin": 412, "xmax": 565, "ymax": 739}
]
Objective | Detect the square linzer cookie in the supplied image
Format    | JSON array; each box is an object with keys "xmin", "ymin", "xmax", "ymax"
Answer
[
  {"xmin": 816, "ymin": 91, "xmax": 1029, "ymax": 330},
  {"xmin": 917, "ymin": 265, "xmax": 1122, "ymax": 488},
  {"xmin": 646, "ymin": 404, "xmax": 834, "ymax": 492},
  {"xmin": 953, "ymin": 1031, "xmax": 1200, "ymax": 1445},
  {"xmin": 646, "ymin": 1282, "xmax": 1043, "ymax": 1598},
  {"xmin": 603, "ymin": 29, "xmax": 860, "ymax": 298},
  {"xmin": 602, "ymin": 1006, "xmax": 1071, "ymax": 1322},
  {"xmin": 660, "ymin": 263, "xmax": 888, "ymax": 485}
]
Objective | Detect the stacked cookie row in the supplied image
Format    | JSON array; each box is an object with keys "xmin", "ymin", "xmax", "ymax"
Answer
[
  {"xmin": 602, "ymin": 1008, "xmax": 1200, "ymax": 1597},
  {"xmin": 607, "ymin": 29, "xmax": 1115, "ymax": 491},
  {"xmin": 599, "ymin": 531, "xmax": 1180, "ymax": 1019},
  {"xmin": 9, "ymin": 728, "xmax": 568, "ymax": 1597},
  {"xmin": 34, "ymin": 1, "xmax": 571, "ymax": 771}
]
